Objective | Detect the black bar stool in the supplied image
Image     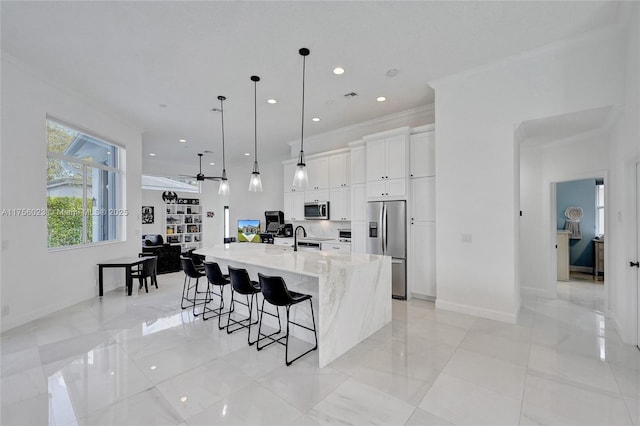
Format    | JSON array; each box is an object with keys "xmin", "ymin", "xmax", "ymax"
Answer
[
  {"xmin": 180, "ymin": 256, "xmax": 210, "ymax": 316},
  {"xmin": 256, "ymin": 273, "xmax": 318, "ymax": 366},
  {"xmin": 202, "ymin": 262, "xmax": 234, "ymax": 329},
  {"xmin": 226, "ymin": 266, "xmax": 267, "ymax": 346}
]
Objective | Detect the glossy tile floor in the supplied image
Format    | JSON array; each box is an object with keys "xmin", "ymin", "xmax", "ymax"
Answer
[{"xmin": 2, "ymin": 273, "xmax": 639, "ymax": 425}]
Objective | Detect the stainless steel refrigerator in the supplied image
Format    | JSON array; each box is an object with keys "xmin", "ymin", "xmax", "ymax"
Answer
[{"xmin": 366, "ymin": 201, "xmax": 407, "ymax": 299}]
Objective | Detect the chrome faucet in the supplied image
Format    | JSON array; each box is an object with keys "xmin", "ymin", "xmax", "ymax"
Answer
[{"xmin": 293, "ymin": 225, "xmax": 307, "ymax": 252}]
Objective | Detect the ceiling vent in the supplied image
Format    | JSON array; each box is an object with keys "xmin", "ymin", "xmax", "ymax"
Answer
[{"xmin": 344, "ymin": 92, "xmax": 358, "ymax": 98}]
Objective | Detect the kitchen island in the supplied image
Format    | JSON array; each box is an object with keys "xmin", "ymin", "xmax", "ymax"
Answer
[{"xmin": 194, "ymin": 243, "xmax": 391, "ymax": 367}]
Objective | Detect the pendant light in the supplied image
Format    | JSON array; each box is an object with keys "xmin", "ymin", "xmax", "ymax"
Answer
[
  {"xmin": 292, "ymin": 47, "xmax": 310, "ymax": 188},
  {"xmin": 217, "ymin": 95, "xmax": 230, "ymax": 196},
  {"xmin": 248, "ymin": 75, "xmax": 263, "ymax": 192}
]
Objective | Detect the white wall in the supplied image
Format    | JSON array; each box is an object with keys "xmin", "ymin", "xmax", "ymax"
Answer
[
  {"xmin": 607, "ymin": 3, "xmax": 640, "ymax": 342},
  {"xmin": 431, "ymin": 25, "xmax": 626, "ymax": 324},
  {"xmin": 520, "ymin": 130, "xmax": 610, "ymax": 298},
  {"xmin": 0, "ymin": 56, "xmax": 142, "ymax": 331}
]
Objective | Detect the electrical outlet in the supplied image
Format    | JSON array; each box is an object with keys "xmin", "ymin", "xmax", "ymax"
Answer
[{"xmin": 461, "ymin": 234, "xmax": 473, "ymax": 243}]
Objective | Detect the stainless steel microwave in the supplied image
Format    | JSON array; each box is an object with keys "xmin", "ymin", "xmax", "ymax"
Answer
[{"xmin": 304, "ymin": 201, "xmax": 329, "ymax": 220}]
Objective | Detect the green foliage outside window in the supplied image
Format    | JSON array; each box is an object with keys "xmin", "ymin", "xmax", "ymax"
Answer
[{"xmin": 47, "ymin": 197, "xmax": 93, "ymax": 248}]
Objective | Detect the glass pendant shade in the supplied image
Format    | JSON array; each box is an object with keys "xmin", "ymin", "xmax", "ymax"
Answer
[
  {"xmin": 218, "ymin": 169, "xmax": 229, "ymax": 196},
  {"xmin": 248, "ymin": 161, "xmax": 262, "ymax": 192}
]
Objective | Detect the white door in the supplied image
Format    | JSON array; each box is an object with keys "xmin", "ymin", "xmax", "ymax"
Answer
[{"xmin": 411, "ymin": 177, "xmax": 435, "ymax": 222}]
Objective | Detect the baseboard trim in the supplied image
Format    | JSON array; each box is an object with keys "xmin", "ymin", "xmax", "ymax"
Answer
[
  {"xmin": 436, "ymin": 299, "xmax": 517, "ymax": 324},
  {"xmin": 411, "ymin": 293, "xmax": 436, "ymax": 302}
]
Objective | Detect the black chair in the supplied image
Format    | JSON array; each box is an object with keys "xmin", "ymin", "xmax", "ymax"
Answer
[
  {"xmin": 226, "ymin": 266, "xmax": 265, "ymax": 345},
  {"xmin": 131, "ymin": 256, "xmax": 157, "ymax": 293},
  {"xmin": 202, "ymin": 262, "xmax": 234, "ymax": 329},
  {"xmin": 257, "ymin": 273, "xmax": 318, "ymax": 366},
  {"xmin": 180, "ymin": 256, "xmax": 210, "ymax": 316}
]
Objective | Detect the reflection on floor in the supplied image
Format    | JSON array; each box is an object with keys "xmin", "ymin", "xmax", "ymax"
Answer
[{"xmin": 2, "ymin": 271, "xmax": 639, "ymax": 425}]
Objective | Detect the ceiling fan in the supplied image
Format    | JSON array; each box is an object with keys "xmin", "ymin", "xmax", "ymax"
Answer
[{"xmin": 180, "ymin": 153, "xmax": 222, "ymax": 181}]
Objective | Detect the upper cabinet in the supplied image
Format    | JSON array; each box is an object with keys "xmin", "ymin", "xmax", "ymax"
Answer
[
  {"xmin": 350, "ymin": 145, "xmax": 366, "ymax": 184},
  {"xmin": 329, "ymin": 153, "xmax": 351, "ymax": 188},
  {"xmin": 410, "ymin": 131, "xmax": 435, "ymax": 178},
  {"xmin": 283, "ymin": 162, "xmax": 301, "ymax": 192},
  {"xmin": 365, "ymin": 130, "xmax": 408, "ymax": 200},
  {"xmin": 306, "ymin": 157, "xmax": 329, "ymax": 190}
]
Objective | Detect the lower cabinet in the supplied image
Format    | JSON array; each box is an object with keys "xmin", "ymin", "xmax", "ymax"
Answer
[
  {"xmin": 321, "ymin": 242, "xmax": 351, "ymax": 253},
  {"xmin": 410, "ymin": 221, "xmax": 436, "ymax": 298},
  {"xmin": 284, "ymin": 191, "xmax": 305, "ymax": 221}
]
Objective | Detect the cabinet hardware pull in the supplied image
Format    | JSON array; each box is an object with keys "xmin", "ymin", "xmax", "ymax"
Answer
[{"xmin": 631, "ymin": 261, "xmax": 640, "ymax": 268}]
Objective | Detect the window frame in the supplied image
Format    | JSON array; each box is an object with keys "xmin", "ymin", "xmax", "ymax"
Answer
[
  {"xmin": 46, "ymin": 116, "xmax": 125, "ymax": 250},
  {"xmin": 595, "ymin": 181, "xmax": 605, "ymax": 237}
]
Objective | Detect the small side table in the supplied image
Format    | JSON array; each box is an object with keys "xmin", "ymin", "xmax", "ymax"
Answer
[{"xmin": 594, "ymin": 239, "xmax": 604, "ymax": 280}]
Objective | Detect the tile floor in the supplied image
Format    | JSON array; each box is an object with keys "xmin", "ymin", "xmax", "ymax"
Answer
[{"xmin": 2, "ymin": 273, "xmax": 639, "ymax": 425}]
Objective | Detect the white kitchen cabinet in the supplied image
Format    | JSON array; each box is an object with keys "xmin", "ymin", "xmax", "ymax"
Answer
[
  {"xmin": 330, "ymin": 187, "xmax": 350, "ymax": 221},
  {"xmin": 410, "ymin": 221, "xmax": 436, "ymax": 298},
  {"xmin": 306, "ymin": 157, "xmax": 329, "ymax": 190},
  {"xmin": 321, "ymin": 241, "xmax": 351, "ymax": 253},
  {"xmin": 283, "ymin": 162, "xmax": 302, "ymax": 193},
  {"xmin": 350, "ymin": 183, "xmax": 366, "ymax": 221},
  {"xmin": 329, "ymin": 153, "xmax": 350, "ymax": 188},
  {"xmin": 284, "ymin": 191, "xmax": 305, "ymax": 221},
  {"xmin": 366, "ymin": 179, "xmax": 406, "ymax": 198},
  {"xmin": 304, "ymin": 188, "xmax": 329, "ymax": 203},
  {"xmin": 366, "ymin": 134, "xmax": 407, "ymax": 199},
  {"xmin": 410, "ymin": 177, "xmax": 435, "ymax": 222},
  {"xmin": 350, "ymin": 145, "xmax": 366, "ymax": 184},
  {"xmin": 273, "ymin": 238, "xmax": 294, "ymax": 247},
  {"xmin": 351, "ymin": 221, "xmax": 366, "ymax": 253},
  {"xmin": 410, "ymin": 131, "xmax": 435, "ymax": 178}
]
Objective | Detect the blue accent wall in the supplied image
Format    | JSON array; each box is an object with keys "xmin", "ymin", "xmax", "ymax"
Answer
[{"xmin": 557, "ymin": 179, "xmax": 596, "ymax": 268}]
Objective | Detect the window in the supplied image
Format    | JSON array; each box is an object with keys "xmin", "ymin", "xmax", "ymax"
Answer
[
  {"xmin": 596, "ymin": 179, "xmax": 605, "ymax": 236},
  {"xmin": 47, "ymin": 118, "xmax": 123, "ymax": 248}
]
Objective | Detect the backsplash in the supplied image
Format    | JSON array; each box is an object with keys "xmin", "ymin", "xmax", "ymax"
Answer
[{"xmin": 288, "ymin": 220, "xmax": 350, "ymax": 239}]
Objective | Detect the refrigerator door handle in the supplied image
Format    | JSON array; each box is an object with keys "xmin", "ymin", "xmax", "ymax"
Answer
[{"xmin": 382, "ymin": 203, "xmax": 388, "ymax": 255}]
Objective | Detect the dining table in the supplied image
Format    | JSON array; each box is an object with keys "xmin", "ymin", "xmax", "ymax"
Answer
[{"xmin": 97, "ymin": 256, "xmax": 155, "ymax": 296}]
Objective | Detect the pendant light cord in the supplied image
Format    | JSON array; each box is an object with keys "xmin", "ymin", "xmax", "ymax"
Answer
[
  {"xmin": 254, "ymin": 79, "xmax": 258, "ymax": 163},
  {"xmin": 220, "ymin": 97, "xmax": 226, "ymax": 173},
  {"xmin": 300, "ymin": 54, "xmax": 306, "ymax": 154}
]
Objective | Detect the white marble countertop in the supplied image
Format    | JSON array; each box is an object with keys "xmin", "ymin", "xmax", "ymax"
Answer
[{"xmin": 194, "ymin": 243, "xmax": 384, "ymax": 278}]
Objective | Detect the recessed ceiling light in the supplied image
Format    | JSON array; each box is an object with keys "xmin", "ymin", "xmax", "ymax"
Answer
[
  {"xmin": 385, "ymin": 69, "xmax": 400, "ymax": 78},
  {"xmin": 209, "ymin": 162, "xmax": 215, "ymax": 165},
  {"xmin": 149, "ymin": 153, "xmax": 156, "ymax": 156},
  {"xmin": 180, "ymin": 396, "xmax": 188, "ymax": 403},
  {"xmin": 333, "ymin": 67, "xmax": 345, "ymax": 75},
  {"xmin": 312, "ymin": 117, "xmax": 320, "ymax": 122},
  {"xmin": 267, "ymin": 99, "xmax": 277, "ymax": 104},
  {"xmin": 150, "ymin": 365, "xmax": 157, "ymax": 370},
  {"xmin": 244, "ymin": 153, "xmax": 250, "ymax": 156},
  {"xmin": 377, "ymin": 96, "xmax": 386, "ymax": 102},
  {"xmin": 179, "ymin": 139, "xmax": 186, "ymax": 143}
]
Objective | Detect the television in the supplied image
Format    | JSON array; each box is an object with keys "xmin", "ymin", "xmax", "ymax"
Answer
[{"xmin": 237, "ymin": 219, "xmax": 261, "ymax": 243}]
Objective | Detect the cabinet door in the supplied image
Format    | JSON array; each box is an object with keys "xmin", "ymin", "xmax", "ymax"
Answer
[
  {"xmin": 386, "ymin": 178, "xmax": 406, "ymax": 197},
  {"xmin": 350, "ymin": 146, "xmax": 366, "ymax": 184},
  {"xmin": 321, "ymin": 242, "xmax": 351, "ymax": 252},
  {"xmin": 350, "ymin": 184, "xmax": 366, "ymax": 221},
  {"xmin": 410, "ymin": 221, "xmax": 436, "ymax": 298},
  {"xmin": 410, "ymin": 131, "xmax": 435, "ymax": 178},
  {"xmin": 284, "ymin": 192, "xmax": 305, "ymax": 221},
  {"xmin": 330, "ymin": 187, "xmax": 350, "ymax": 221},
  {"xmin": 366, "ymin": 139, "xmax": 386, "ymax": 181},
  {"xmin": 386, "ymin": 135, "xmax": 407, "ymax": 180},
  {"xmin": 351, "ymin": 221, "xmax": 366, "ymax": 253},
  {"xmin": 305, "ymin": 189, "xmax": 329, "ymax": 203},
  {"xmin": 366, "ymin": 180, "xmax": 387, "ymax": 198},
  {"xmin": 410, "ymin": 177, "xmax": 435, "ymax": 222},
  {"xmin": 283, "ymin": 162, "xmax": 299, "ymax": 192},
  {"xmin": 306, "ymin": 157, "xmax": 329, "ymax": 190},
  {"xmin": 329, "ymin": 153, "xmax": 350, "ymax": 188}
]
